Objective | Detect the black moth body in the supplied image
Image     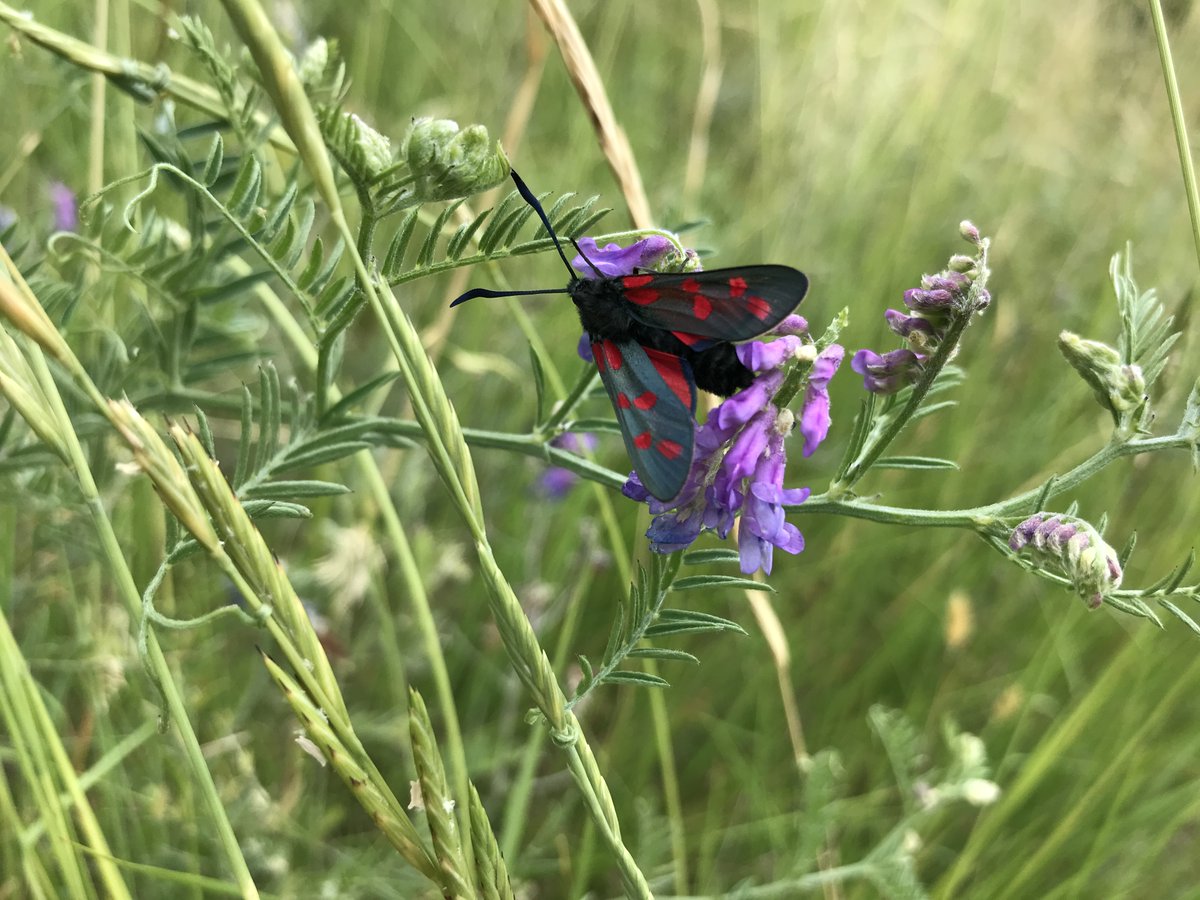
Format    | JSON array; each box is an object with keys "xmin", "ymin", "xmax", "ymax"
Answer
[{"xmin": 568, "ymin": 276, "xmax": 755, "ymax": 397}]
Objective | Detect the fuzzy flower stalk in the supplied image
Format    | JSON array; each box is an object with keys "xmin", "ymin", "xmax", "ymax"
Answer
[
  {"xmin": 572, "ymin": 238, "xmax": 844, "ymax": 575},
  {"xmin": 852, "ymin": 221, "xmax": 991, "ymax": 394},
  {"xmin": 1009, "ymin": 513, "xmax": 1123, "ymax": 609}
]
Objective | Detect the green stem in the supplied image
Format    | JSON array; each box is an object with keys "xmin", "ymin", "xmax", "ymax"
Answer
[
  {"xmin": 835, "ymin": 311, "xmax": 973, "ymax": 492},
  {"xmin": 1148, "ymin": 0, "xmax": 1200, "ymax": 291},
  {"xmin": 802, "ymin": 433, "xmax": 1189, "ymax": 527}
]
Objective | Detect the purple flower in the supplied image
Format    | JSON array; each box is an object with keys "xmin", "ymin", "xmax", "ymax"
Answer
[
  {"xmin": 625, "ymin": 332, "xmax": 842, "ymax": 572},
  {"xmin": 736, "ymin": 335, "xmax": 802, "ymax": 373},
  {"xmin": 884, "ymin": 309, "xmax": 936, "ymax": 339},
  {"xmin": 800, "ymin": 345, "xmax": 844, "ymax": 456},
  {"xmin": 49, "ymin": 182, "xmax": 77, "ymax": 232},
  {"xmin": 571, "ymin": 236, "xmax": 674, "ymax": 279},
  {"xmin": 538, "ymin": 433, "xmax": 597, "ymax": 499},
  {"xmin": 851, "ymin": 348, "xmax": 922, "ymax": 394}
]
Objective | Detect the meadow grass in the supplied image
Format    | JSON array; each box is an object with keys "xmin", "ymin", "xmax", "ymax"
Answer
[{"xmin": 1, "ymin": 0, "xmax": 1200, "ymax": 897}]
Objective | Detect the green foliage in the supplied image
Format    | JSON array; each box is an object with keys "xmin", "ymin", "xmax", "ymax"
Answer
[{"xmin": 4, "ymin": 1, "xmax": 1200, "ymax": 898}]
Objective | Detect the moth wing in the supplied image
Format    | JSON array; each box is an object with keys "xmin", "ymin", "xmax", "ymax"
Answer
[
  {"xmin": 592, "ymin": 338, "xmax": 696, "ymax": 501},
  {"xmin": 618, "ymin": 264, "xmax": 808, "ymax": 341}
]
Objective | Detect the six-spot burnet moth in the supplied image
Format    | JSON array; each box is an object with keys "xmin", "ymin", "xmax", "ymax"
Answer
[{"xmin": 451, "ymin": 169, "xmax": 809, "ymax": 501}]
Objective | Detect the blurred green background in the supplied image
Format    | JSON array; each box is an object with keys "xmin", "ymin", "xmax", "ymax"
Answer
[{"xmin": 3, "ymin": 0, "xmax": 1200, "ymax": 897}]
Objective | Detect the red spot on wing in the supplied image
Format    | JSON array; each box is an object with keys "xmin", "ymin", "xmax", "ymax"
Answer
[
  {"xmin": 625, "ymin": 287, "xmax": 659, "ymax": 305},
  {"xmin": 621, "ymin": 274, "xmax": 659, "ymax": 305},
  {"xmin": 644, "ymin": 348, "xmax": 692, "ymax": 409},
  {"xmin": 672, "ymin": 330, "xmax": 703, "ymax": 347},
  {"xmin": 656, "ymin": 439, "xmax": 684, "ymax": 460},
  {"xmin": 634, "ymin": 391, "xmax": 657, "ymax": 410},
  {"xmin": 601, "ymin": 341, "xmax": 625, "ymax": 370},
  {"xmin": 729, "ymin": 276, "xmax": 748, "ymax": 297},
  {"xmin": 692, "ymin": 295, "xmax": 713, "ymax": 320},
  {"xmin": 746, "ymin": 295, "xmax": 772, "ymax": 321},
  {"xmin": 682, "ymin": 278, "xmax": 702, "ymax": 293},
  {"xmin": 634, "ymin": 432, "xmax": 653, "ymax": 450},
  {"xmin": 617, "ymin": 393, "xmax": 631, "ymax": 409}
]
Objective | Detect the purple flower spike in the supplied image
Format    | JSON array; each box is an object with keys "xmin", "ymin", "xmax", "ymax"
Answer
[
  {"xmin": 571, "ymin": 236, "xmax": 674, "ymax": 279},
  {"xmin": 851, "ymin": 348, "xmax": 922, "ymax": 394},
  {"xmin": 800, "ymin": 344, "xmax": 844, "ymax": 456},
  {"xmin": 49, "ymin": 182, "xmax": 77, "ymax": 232}
]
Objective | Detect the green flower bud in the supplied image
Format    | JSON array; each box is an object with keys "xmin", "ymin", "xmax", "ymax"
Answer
[
  {"xmin": 297, "ymin": 38, "xmax": 330, "ymax": 86},
  {"xmin": 401, "ymin": 117, "xmax": 510, "ymax": 202},
  {"xmin": 344, "ymin": 112, "xmax": 392, "ymax": 179},
  {"xmin": 1058, "ymin": 331, "xmax": 1146, "ymax": 419}
]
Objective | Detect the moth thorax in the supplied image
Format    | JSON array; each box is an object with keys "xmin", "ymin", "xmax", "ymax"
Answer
[{"xmin": 568, "ymin": 277, "xmax": 637, "ymax": 342}]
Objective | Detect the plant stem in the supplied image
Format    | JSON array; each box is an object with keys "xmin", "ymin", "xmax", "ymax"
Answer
[{"xmin": 1148, "ymin": 0, "xmax": 1200, "ymax": 293}]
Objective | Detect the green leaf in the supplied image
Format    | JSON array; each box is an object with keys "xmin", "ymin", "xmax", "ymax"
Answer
[
  {"xmin": 201, "ymin": 133, "xmax": 224, "ymax": 187},
  {"xmin": 276, "ymin": 441, "xmax": 371, "ymax": 472},
  {"xmin": 657, "ymin": 608, "xmax": 746, "ymax": 633},
  {"xmin": 242, "ymin": 479, "xmax": 352, "ymax": 499},
  {"xmin": 321, "ymin": 372, "xmax": 402, "ymax": 422},
  {"xmin": 1160, "ymin": 599, "xmax": 1200, "ymax": 637},
  {"xmin": 382, "ymin": 208, "xmax": 420, "ymax": 278},
  {"xmin": 672, "ymin": 575, "xmax": 774, "ymax": 593},
  {"xmin": 643, "ymin": 622, "xmax": 726, "ymax": 639},
  {"xmin": 415, "ymin": 200, "xmax": 464, "ymax": 269},
  {"xmin": 626, "ymin": 648, "xmax": 699, "ymax": 665},
  {"xmin": 193, "ymin": 405, "xmax": 216, "ymax": 459},
  {"xmin": 227, "ymin": 157, "xmax": 263, "ymax": 219},
  {"xmin": 600, "ymin": 671, "xmax": 670, "ymax": 689},
  {"xmin": 241, "ymin": 499, "xmax": 313, "ymax": 520},
  {"xmin": 873, "ymin": 455, "xmax": 959, "ymax": 470},
  {"xmin": 1163, "ymin": 550, "xmax": 1196, "ymax": 594},
  {"xmin": 682, "ymin": 549, "xmax": 742, "ymax": 566},
  {"xmin": 447, "ymin": 206, "xmax": 490, "ymax": 260}
]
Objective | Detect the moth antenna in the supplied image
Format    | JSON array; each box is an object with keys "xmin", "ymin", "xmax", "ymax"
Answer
[
  {"xmin": 509, "ymin": 168, "xmax": 578, "ymax": 279},
  {"xmin": 450, "ymin": 286, "xmax": 569, "ymax": 308},
  {"xmin": 570, "ymin": 238, "xmax": 606, "ymax": 280}
]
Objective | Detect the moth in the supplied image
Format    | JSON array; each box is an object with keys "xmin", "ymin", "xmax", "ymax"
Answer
[{"xmin": 452, "ymin": 170, "xmax": 809, "ymax": 501}]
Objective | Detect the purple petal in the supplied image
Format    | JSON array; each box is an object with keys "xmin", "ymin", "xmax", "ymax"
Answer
[
  {"xmin": 736, "ymin": 336, "xmax": 802, "ymax": 373},
  {"xmin": 850, "ymin": 348, "xmax": 921, "ymax": 394},
  {"xmin": 884, "ymin": 309, "xmax": 936, "ymax": 338},
  {"xmin": 713, "ymin": 372, "xmax": 783, "ymax": 433},
  {"xmin": 49, "ymin": 182, "xmax": 77, "ymax": 232},
  {"xmin": 571, "ymin": 236, "xmax": 674, "ymax": 279},
  {"xmin": 622, "ymin": 472, "xmax": 651, "ymax": 501},
  {"xmin": 577, "ymin": 333, "xmax": 594, "ymax": 362},
  {"xmin": 800, "ymin": 345, "xmax": 843, "ymax": 457},
  {"xmin": 772, "ymin": 314, "xmax": 808, "ymax": 336},
  {"xmin": 538, "ymin": 467, "xmax": 578, "ymax": 499},
  {"xmin": 646, "ymin": 511, "xmax": 702, "ymax": 553}
]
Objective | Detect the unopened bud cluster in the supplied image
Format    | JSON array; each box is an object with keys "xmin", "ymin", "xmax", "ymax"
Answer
[
  {"xmin": 401, "ymin": 118, "xmax": 510, "ymax": 203},
  {"xmin": 852, "ymin": 222, "xmax": 991, "ymax": 394},
  {"xmin": 1058, "ymin": 331, "xmax": 1146, "ymax": 421},
  {"xmin": 1009, "ymin": 514, "xmax": 1123, "ymax": 609}
]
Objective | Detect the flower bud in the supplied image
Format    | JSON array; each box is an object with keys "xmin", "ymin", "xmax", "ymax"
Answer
[
  {"xmin": 850, "ymin": 348, "xmax": 922, "ymax": 394},
  {"xmin": 947, "ymin": 254, "xmax": 976, "ymax": 273},
  {"xmin": 960, "ymin": 220, "xmax": 981, "ymax": 244},
  {"xmin": 402, "ymin": 117, "xmax": 509, "ymax": 202},
  {"xmin": 1010, "ymin": 513, "xmax": 1122, "ymax": 609},
  {"xmin": 341, "ymin": 112, "xmax": 392, "ymax": 178},
  {"xmin": 1058, "ymin": 331, "xmax": 1146, "ymax": 418}
]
